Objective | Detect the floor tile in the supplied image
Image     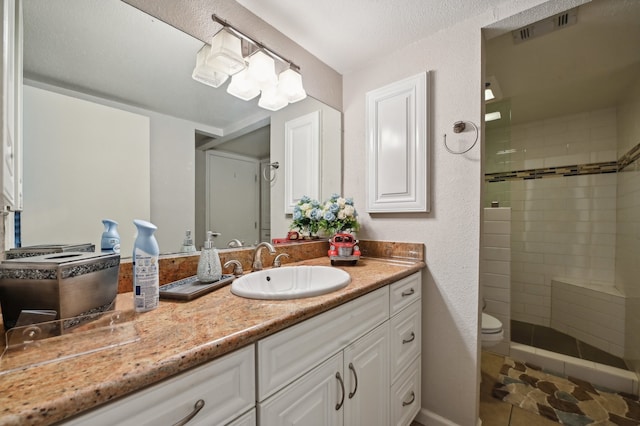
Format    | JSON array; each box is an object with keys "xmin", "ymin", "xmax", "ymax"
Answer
[
  {"xmin": 510, "ymin": 320, "xmax": 534, "ymax": 345},
  {"xmin": 531, "ymin": 325, "xmax": 580, "ymax": 357},
  {"xmin": 509, "ymin": 406, "xmax": 558, "ymax": 426},
  {"xmin": 578, "ymin": 341, "xmax": 627, "ymax": 369}
]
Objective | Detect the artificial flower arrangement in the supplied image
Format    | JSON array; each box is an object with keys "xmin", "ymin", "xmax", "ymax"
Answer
[
  {"xmin": 290, "ymin": 195, "xmax": 323, "ymax": 236},
  {"xmin": 318, "ymin": 193, "xmax": 360, "ymax": 235},
  {"xmin": 290, "ymin": 194, "xmax": 360, "ymax": 236}
]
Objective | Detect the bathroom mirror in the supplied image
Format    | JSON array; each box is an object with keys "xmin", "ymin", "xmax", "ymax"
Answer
[{"xmin": 20, "ymin": 0, "xmax": 342, "ymax": 255}]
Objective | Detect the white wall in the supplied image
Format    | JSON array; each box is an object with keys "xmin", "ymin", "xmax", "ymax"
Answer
[
  {"xmin": 343, "ymin": 1, "xmax": 586, "ymax": 423},
  {"xmin": 22, "ymin": 81, "xmax": 220, "ymax": 255},
  {"xmin": 22, "ymin": 85, "xmax": 150, "ymax": 253}
]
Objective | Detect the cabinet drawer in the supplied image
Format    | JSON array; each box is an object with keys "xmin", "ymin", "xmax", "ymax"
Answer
[
  {"xmin": 228, "ymin": 408, "xmax": 256, "ymax": 426},
  {"xmin": 258, "ymin": 286, "xmax": 389, "ymax": 400},
  {"xmin": 390, "ymin": 355, "xmax": 421, "ymax": 426},
  {"xmin": 63, "ymin": 345, "xmax": 255, "ymax": 426},
  {"xmin": 390, "ymin": 299, "xmax": 421, "ymax": 383},
  {"xmin": 389, "ymin": 272, "xmax": 421, "ymax": 316}
]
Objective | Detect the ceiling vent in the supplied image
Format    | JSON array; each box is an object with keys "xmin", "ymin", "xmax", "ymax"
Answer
[{"xmin": 512, "ymin": 7, "xmax": 578, "ymax": 44}]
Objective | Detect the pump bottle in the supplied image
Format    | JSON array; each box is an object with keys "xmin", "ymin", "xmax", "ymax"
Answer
[{"xmin": 197, "ymin": 231, "xmax": 222, "ymax": 283}]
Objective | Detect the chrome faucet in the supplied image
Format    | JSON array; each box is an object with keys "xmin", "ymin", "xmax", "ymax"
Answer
[
  {"xmin": 251, "ymin": 242, "xmax": 276, "ymax": 271},
  {"xmin": 227, "ymin": 239, "xmax": 244, "ymax": 248}
]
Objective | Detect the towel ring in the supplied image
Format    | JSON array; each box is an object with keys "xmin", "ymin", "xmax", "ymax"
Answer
[
  {"xmin": 262, "ymin": 162, "xmax": 279, "ymax": 182},
  {"xmin": 443, "ymin": 120, "xmax": 478, "ymax": 154}
]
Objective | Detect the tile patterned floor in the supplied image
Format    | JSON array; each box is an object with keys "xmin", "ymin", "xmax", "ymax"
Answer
[
  {"xmin": 511, "ymin": 320, "xmax": 628, "ymax": 370},
  {"xmin": 480, "ymin": 351, "xmax": 558, "ymax": 426}
]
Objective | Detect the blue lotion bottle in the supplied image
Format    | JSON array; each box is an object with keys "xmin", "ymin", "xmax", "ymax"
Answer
[
  {"xmin": 101, "ymin": 219, "xmax": 120, "ymax": 253},
  {"xmin": 133, "ymin": 219, "xmax": 160, "ymax": 312}
]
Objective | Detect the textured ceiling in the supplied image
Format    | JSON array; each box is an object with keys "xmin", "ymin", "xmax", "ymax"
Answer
[{"xmin": 234, "ymin": 0, "xmax": 507, "ymax": 75}]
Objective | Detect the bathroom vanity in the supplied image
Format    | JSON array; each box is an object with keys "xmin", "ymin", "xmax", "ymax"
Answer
[{"xmin": 0, "ymin": 253, "xmax": 424, "ymax": 426}]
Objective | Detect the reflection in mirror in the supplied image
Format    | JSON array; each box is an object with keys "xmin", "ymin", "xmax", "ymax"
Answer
[{"xmin": 21, "ymin": 0, "xmax": 342, "ymax": 256}]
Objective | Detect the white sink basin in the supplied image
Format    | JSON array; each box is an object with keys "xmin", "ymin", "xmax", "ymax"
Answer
[{"xmin": 230, "ymin": 266, "xmax": 351, "ymax": 300}]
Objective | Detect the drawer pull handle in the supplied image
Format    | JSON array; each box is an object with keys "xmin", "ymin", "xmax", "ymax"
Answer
[
  {"xmin": 402, "ymin": 391, "xmax": 416, "ymax": 406},
  {"xmin": 402, "ymin": 332, "xmax": 416, "ymax": 344},
  {"xmin": 173, "ymin": 399, "xmax": 205, "ymax": 426},
  {"xmin": 401, "ymin": 288, "xmax": 415, "ymax": 297},
  {"xmin": 336, "ymin": 372, "xmax": 345, "ymax": 410},
  {"xmin": 348, "ymin": 362, "xmax": 358, "ymax": 399}
]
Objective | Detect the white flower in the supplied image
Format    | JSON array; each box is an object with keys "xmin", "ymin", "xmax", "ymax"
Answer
[
  {"xmin": 343, "ymin": 205, "xmax": 355, "ymax": 217},
  {"xmin": 337, "ymin": 211, "xmax": 346, "ymax": 220},
  {"xmin": 337, "ymin": 197, "xmax": 346, "ymax": 208}
]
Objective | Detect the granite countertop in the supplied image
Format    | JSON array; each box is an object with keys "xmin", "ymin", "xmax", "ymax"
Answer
[{"xmin": 0, "ymin": 256, "xmax": 424, "ymax": 425}]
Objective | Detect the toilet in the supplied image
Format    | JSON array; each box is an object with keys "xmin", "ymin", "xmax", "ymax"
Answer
[{"xmin": 481, "ymin": 313, "xmax": 504, "ymax": 348}]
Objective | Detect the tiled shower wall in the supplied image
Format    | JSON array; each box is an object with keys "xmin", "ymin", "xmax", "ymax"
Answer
[
  {"xmin": 485, "ymin": 108, "xmax": 618, "ymax": 327},
  {"xmin": 481, "ymin": 207, "xmax": 511, "ymax": 355},
  {"xmin": 617, "ymin": 77, "xmax": 640, "ymax": 372}
]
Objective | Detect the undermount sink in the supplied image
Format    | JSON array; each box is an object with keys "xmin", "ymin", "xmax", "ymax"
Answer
[{"xmin": 230, "ymin": 266, "xmax": 351, "ymax": 300}]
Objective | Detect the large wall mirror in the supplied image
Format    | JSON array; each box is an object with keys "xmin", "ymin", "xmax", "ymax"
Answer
[{"xmin": 21, "ymin": 0, "xmax": 342, "ymax": 256}]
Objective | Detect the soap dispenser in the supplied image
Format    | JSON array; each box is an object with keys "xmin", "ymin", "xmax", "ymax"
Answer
[
  {"xmin": 133, "ymin": 219, "xmax": 160, "ymax": 312},
  {"xmin": 101, "ymin": 219, "xmax": 120, "ymax": 253},
  {"xmin": 197, "ymin": 231, "xmax": 222, "ymax": 283},
  {"xmin": 180, "ymin": 230, "xmax": 196, "ymax": 253}
]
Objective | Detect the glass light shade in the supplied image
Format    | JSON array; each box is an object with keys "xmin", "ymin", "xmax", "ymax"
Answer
[
  {"xmin": 278, "ymin": 68, "xmax": 307, "ymax": 103},
  {"xmin": 258, "ymin": 85, "xmax": 288, "ymax": 111},
  {"xmin": 226, "ymin": 69, "xmax": 260, "ymax": 101},
  {"xmin": 206, "ymin": 28, "xmax": 246, "ymax": 75},
  {"xmin": 247, "ymin": 50, "xmax": 278, "ymax": 90},
  {"xmin": 192, "ymin": 44, "xmax": 229, "ymax": 88}
]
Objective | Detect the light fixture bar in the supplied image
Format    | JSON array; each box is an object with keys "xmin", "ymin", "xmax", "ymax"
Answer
[{"xmin": 212, "ymin": 14, "xmax": 301, "ymax": 72}]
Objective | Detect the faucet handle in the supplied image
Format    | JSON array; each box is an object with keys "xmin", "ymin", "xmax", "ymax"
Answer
[
  {"xmin": 273, "ymin": 253, "xmax": 290, "ymax": 267},
  {"xmin": 223, "ymin": 259, "xmax": 244, "ymax": 276}
]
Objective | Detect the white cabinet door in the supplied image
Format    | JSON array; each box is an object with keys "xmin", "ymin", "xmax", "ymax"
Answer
[
  {"xmin": 366, "ymin": 72, "xmax": 428, "ymax": 213},
  {"xmin": 343, "ymin": 323, "xmax": 390, "ymax": 426},
  {"xmin": 259, "ymin": 352, "xmax": 344, "ymax": 426},
  {"xmin": 228, "ymin": 408, "xmax": 256, "ymax": 426}
]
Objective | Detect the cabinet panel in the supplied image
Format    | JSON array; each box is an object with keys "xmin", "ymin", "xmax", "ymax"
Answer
[
  {"xmin": 390, "ymin": 300, "xmax": 421, "ymax": 383},
  {"xmin": 284, "ymin": 110, "xmax": 320, "ymax": 213},
  {"xmin": 390, "ymin": 355, "xmax": 421, "ymax": 426},
  {"xmin": 366, "ymin": 72, "xmax": 428, "ymax": 213},
  {"xmin": 344, "ymin": 323, "xmax": 390, "ymax": 426},
  {"xmin": 259, "ymin": 352, "xmax": 344, "ymax": 426},
  {"xmin": 258, "ymin": 286, "xmax": 389, "ymax": 400},
  {"xmin": 228, "ymin": 408, "xmax": 256, "ymax": 426},
  {"xmin": 389, "ymin": 272, "xmax": 422, "ymax": 316},
  {"xmin": 63, "ymin": 345, "xmax": 255, "ymax": 426}
]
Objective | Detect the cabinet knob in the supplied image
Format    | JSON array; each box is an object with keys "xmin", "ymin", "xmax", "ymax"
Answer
[{"xmin": 172, "ymin": 399, "xmax": 205, "ymax": 426}]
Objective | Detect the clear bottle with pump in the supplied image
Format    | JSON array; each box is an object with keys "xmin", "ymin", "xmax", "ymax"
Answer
[
  {"xmin": 180, "ymin": 230, "xmax": 196, "ymax": 253},
  {"xmin": 197, "ymin": 231, "xmax": 222, "ymax": 283},
  {"xmin": 133, "ymin": 219, "xmax": 160, "ymax": 312},
  {"xmin": 101, "ymin": 219, "xmax": 120, "ymax": 253}
]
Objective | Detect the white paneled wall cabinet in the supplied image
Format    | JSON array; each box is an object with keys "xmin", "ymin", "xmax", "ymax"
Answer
[
  {"xmin": 63, "ymin": 272, "xmax": 422, "ymax": 426},
  {"xmin": 366, "ymin": 72, "xmax": 428, "ymax": 213}
]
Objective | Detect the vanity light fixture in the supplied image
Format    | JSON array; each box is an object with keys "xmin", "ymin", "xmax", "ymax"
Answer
[
  {"xmin": 192, "ymin": 44, "xmax": 229, "ymax": 88},
  {"xmin": 192, "ymin": 14, "xmax": 306, "ymax": 112}
]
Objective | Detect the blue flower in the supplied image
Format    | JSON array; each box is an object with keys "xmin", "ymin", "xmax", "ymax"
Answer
[
  {"xmin": 300, "ymin": 195, "xmax": 311, "ymax": 204},
  {"xmin": 329, "ymin": 203, "xmax": 339, "ymax": 213},
  {"xmin": 345, "ymin": 198, "xmax": 354, "ymax": 206},
  {"xmin": 293, "ymin": 210, "xmax": 302, "ymax": 220},
  {"xmin": 324, "ymin": 211, "xmax": 336, "ymax": 222}
]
